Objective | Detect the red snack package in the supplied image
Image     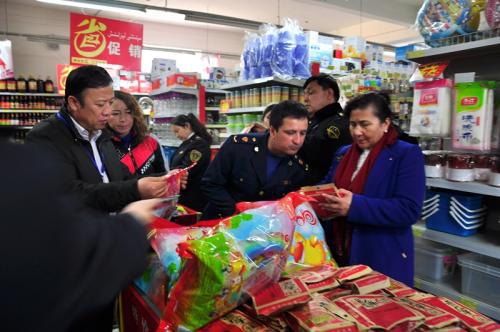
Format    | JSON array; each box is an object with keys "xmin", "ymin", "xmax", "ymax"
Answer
[
  {"xmin": 413, "ymin": 295, "xmax": 500, "ymax": 332},
  {"xmin": 198, "ymin": 309, "xmax": 268, "ymax": 332},
  {"xmin": 333, "ymin": 265, "xmax": 373, "ymax": 283},
  {"xmin": 383, "ymin": 278, "xmax": 418, "ymax": 298},
  {"xmin": 321, "ymin": 287, "xmax": 353, "ymax": 301},
  {"xmin": 250, "ymin": 278, "xmax": 312, "ymax": 317},
  {"xmin": 285, "ymin": 294, "xmax": 359, "ymax": 332},
  {"xmin": 331, "ymin": 295, "xmax": 425, "ymax": 331},
  {"xmin": 164, "ymin": 162, "xmax": 196, "ymax": 198},
  {"xmin": 306, "ymin": 277, "xmax": 340, "ymax": 293},
  {"xmin": 298, "ymin": 183, "xmax": 340, "ymax": 219},
  {"xmin": 239, "ymin": 303, "xmax": 289, "ymax": 332},
  {"xmin": 396, "ymin": 297, "xmax": 460, "ymax": 330},
  {"xmin": 345, "ymin": 272, "xmax": 391, "ymax": 295},
  {"xmin": 286, "ymin": 264, "xmax": 338, "ymax": 283}
]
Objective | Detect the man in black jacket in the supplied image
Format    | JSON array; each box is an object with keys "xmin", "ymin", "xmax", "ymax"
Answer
[
  {"xmin": 27, "ymin": 65, "xmax": 169, "ymax": 213},
  {"xmin": 0, "ymin": 141, "xmax": 160, "ymax": 332},
  {"xmin": 299, "ymin": 74, "xmax": 352, "ymax": 184}
]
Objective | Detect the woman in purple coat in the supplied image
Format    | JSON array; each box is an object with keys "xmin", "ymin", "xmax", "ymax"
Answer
[{"xmin": 319, "ymin": 93, "xmax": 425, "ymax": 286}]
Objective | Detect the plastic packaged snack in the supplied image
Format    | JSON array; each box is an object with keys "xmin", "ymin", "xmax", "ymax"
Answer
[
  {"xmin": 486, "ymin": 0, "xmax": 500, "ymax": 28},
  {"xmin": 163, "ymin": 194, "xmax": 297, "ymax": 331}
]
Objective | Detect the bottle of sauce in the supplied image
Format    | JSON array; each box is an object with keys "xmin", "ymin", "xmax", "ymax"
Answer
[
  {"xmin": 27, "ymin": 75, "xmax": 38, "ymax": 93},
  {"xmin": 16, "ymin": 75, "xmax": 27, "ymax": 93},
  {"xmin": 44, "ymin": 76, "xmax": 54, "ymax": 93},
  {"xmin": 6, "ymin": 76, "xmax": 17, "ymax": 92},
  {"xmin": 36, "ymin": 76, "xmax": 45, "ymax": 93},
  {"xmin": 0, "ymin": 79, "xmax": 6, "ymax": 92}
]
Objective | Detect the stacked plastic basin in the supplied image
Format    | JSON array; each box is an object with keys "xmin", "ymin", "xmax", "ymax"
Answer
[{"xmin": 422, "ymin": 189, "xmax": 486, "ymax": 236}]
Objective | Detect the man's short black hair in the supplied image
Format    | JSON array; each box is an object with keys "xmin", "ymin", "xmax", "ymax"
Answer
[
  {"xmin": 269, "ymin": 100, "xmax": 309, "ymax": 130},
  {"xmin": 65, "ymin": 65, "xmax": 113, "ymax": 106},
  {"xmin": 303, "ymin": 73, "xmax": 340, "ymax": 102}
]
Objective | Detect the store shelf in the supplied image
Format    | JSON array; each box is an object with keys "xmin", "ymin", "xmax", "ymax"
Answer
[
  {"xmin": 158, "ymin": 139, "xmax": 181, "ymax": 147},
  {"xmin": 0, "ymin": 125, "xmax": 33, "ymax": 130},
  {"xmin": 412, "ymin": 223, "xmax": 500, "ymax": 260},
  {"xmin": 206, "ymin": 123, "xmax": 227, "ymax": 129},
  {"xmin": 407, "ymin": 37, "xmax": 500, "ymax": 80},
  {"xmin": 414, "ymin": 276, "xmax": 500, "ymax": 321},
  {"xmin": 221, "ymin": 76, "xmax": 305, "ymax": 90},
  {"xmin": 205, "ymin": 107, "xmax": 220, "ymax": 111},
  {"xmin": 227, "ymin": 107, "xmax": 265, "ymax": 114},
  {"xmin": 426, "ymin": 178, "xmax": 500, "ymax": 197},
  {"xmin": 151, "ymin": 86, "xmax": 198, "ymax": 97},
  {"xmin": 407, "ymin": 37, "xmax": 500, "ymax": 64},
  {"xmin": 0, "ymin": 109, "xmax": 58, "ymax": 113},
  {"xmin": 205, "ymin": 88, "xmax": 228, "ymax": 94},
  {"xmin": 0, "ymin": 92, "xmax": 62, "ymax": 97}
]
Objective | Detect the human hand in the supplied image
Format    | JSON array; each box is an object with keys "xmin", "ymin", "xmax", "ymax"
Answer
[
  {"xmin": 318, "ymin": 189, "xmax": 353, "ymax": 217},
  {"xmin": 138, "ymin": 176, "xmax": 168, "ymax": 199},
  {"xmin": 122, "ymin": 198, "xmax": 163, "ymax": 225}
]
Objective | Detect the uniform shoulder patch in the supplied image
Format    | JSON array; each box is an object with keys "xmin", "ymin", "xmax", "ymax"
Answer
[
  {"xmin": 326, "ymin": 125, "xmax": 340, "ymax": 139},
  {"xmin": 189, "ymin": 149, "xmax": 202, "ymax": 162}
]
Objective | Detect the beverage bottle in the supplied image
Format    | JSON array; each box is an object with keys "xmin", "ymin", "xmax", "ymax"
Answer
[
  {"xmin": 27, "ymin": 75, "xmax": 37, "ymax": 93},
  {"xmin": 6, "ymin": 77, "xmax": 17, "ymax": 92},
  {"xmin": 16, "ymin": 75, "xmax": 27, "ymax": 93},
  {"xmin": 36, "ymin": 76, "xmax": 45, "ymax": 93},
  {"xmin": 0, "ymin": 79, "xmax": 7, "ymax": 92},
  {"xmin": 44, "ymin": 76, "xmax": 54, "ymax": 93}
]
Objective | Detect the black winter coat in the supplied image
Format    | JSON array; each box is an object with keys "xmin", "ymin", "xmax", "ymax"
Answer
[
  {"xmin": 299, "ymin": 102, "xmax": 352, "ymax": 184},
  {"xmin": 0, "ymin": 142, "xmax": 148, "ymax": 332},
  {"xmin": 170, "ymin": 134, "xmax": 211, "ymax": 211},
  {"xmin": 26, "ymin": 107, "xmax": 141, "ymax": 213}
]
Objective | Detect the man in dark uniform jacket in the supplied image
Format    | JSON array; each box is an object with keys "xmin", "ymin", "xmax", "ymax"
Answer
[
  {"xmin": 201, "ymin": 100, "xmax": 309, "ymax": 220},
  {"xmin": 299, "ymin": 74, "xmax": 352, "ymax": 184}
]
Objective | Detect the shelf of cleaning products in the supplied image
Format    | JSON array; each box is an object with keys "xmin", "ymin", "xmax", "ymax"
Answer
[{"xmin": 221, "ymin": 76, "xmax": 305, "ymax": 90}]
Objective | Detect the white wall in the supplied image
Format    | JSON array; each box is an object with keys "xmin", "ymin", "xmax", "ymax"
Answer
[{"xmin": 0, "ymin": 1, "xmax": 243, "ymax": 79}]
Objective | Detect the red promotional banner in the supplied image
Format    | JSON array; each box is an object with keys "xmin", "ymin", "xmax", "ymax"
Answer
[
  {"xmin": 70, "ymin": 13, "xmax": 143, "ymax": 71},
  {"xmin": 56, "ymin": 64, "xmax": 80, "ymax": 95}
]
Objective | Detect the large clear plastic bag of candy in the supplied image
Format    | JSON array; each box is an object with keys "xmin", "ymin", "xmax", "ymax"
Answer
[
  {"xmin": 260, "ymin": 24, "xmax": 278, "ymax": 77},
  {"xmin": 271, "ymin": 18, "xmax": 297, "ymax": 79},
  {"xmin": 236, "ymin": 193, "xmax": 336, "ymax": 275},
  {"xmin": 163, "ymin": 193, "xmax": 297, "ymax": 331},
  {"xmin": 416, "ymin": 0, "xmax": 479, "ymax": 47}
]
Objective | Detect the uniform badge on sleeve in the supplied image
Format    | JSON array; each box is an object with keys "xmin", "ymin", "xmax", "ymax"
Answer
[
  {"xmin": 189, "ymin": 150, "xmax": 202, "ymax": 162},
  {"xmin": 327, "ymin": 125, "xmax": 340, "ymax": 139}
]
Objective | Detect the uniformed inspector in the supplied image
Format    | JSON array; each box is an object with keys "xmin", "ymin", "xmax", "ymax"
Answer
[
  {"xmin": 299, "ymin": 74, "xmax": 352, "ymax": 184},
  {"xmin": 201, "ymin": 100, "xmax": 310, "ymax": 220}
]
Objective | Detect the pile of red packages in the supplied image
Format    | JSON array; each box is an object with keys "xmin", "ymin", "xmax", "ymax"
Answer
[{"xmin": 190, "ymin": 264, "xmax": 500, "ymax": 332}]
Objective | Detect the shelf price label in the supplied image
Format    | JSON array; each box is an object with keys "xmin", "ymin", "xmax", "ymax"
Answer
[
  {"xmin": 407, "ymin": 50, "xmax": 425, "ymax": 59},
  {"xmin": 458, "ymin": 297, "xmax": 478, "ymax": 311}
]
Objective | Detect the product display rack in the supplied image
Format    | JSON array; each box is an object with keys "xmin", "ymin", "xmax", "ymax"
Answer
[
  {"xmin": 410, "ymin": 36, "xmax": 500, "ymax": 320},
  {"xmin": 414, "ymin": 276, "xmax": 500, "ymax": 321},
  {"xmin": 221, "ymin": 76, "xmax": 305, "ymax": 90},
  {"xmin": 226, "ymin": 106, "xmax": 266, "ymax": 114}
]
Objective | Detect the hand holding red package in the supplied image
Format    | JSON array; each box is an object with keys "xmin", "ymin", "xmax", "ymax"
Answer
[
  {"xmin": 298, "ymin": 184, "xmax": 342, "ymax": 219},
  {"xmin": 164, "ymin": 163, "xmax": 195, "ymax": 197}
]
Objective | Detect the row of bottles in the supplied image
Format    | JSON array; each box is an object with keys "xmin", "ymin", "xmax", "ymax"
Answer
[
  {"xmin": 0, "ymin": 95, "xmax": 63, "ymax": 110},
  {"xmin": 0, "ymin": 112, "xmax": 51, "ymax": 126},
  {"xmin": 0, "ymin": 75, "xmax": 55, "ymax": 93}
]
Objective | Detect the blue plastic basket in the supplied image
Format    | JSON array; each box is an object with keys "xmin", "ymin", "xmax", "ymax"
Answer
[{"xmin": 423, "ymin": 189, "xmax": 485, "ymax": 237}]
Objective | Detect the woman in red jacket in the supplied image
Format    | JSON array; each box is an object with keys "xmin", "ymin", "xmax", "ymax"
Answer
[{"xmin": 107, "ymin": 91, "xmax": 166, "ymax": 176}]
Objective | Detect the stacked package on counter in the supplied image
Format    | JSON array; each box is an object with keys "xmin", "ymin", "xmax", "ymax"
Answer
[
  {"xmin": 452, "ymin": 81, "xmax": 497, "ymax": 151},
  {"xmin": 410, "ymin": 79, "xmax": 453, "ymax": 137}
]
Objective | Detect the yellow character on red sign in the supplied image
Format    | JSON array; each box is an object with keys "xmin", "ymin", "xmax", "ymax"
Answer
[{"xmin": 74, "ymin": 18, "xmax": 107, "ymax": 58}]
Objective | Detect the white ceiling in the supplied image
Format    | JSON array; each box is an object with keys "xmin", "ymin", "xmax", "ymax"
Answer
[{"xmin": 13, "ymin": 0, "xmax": 426, "ymax": 46}]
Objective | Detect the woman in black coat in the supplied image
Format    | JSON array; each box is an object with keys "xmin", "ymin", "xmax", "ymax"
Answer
[{"xmin": 170, "ymin": 113, "xmax": 212, "ymax": 211}]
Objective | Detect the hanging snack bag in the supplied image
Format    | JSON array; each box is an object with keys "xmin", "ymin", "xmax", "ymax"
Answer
[{"xmin": 410, "ymin": 79, "xmax": 453, "ymax": 137}]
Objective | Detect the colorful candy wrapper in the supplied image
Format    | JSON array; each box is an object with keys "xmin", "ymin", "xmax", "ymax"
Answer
[
  {"xmin": 163, "ymin": 193, "xmax": 297, "ymax": 331},
  {"xmin": 236, "ymin": 192, "xmax": 336, "ymax": 274},
  {"xmin": 164, "ymin": 162, "xmax": 196, "ymax": 198}
]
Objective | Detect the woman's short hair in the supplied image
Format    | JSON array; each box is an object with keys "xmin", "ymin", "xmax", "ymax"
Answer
[{"xmin": 344, "ymin": 92, "xmax": 393, "ymax": 123}]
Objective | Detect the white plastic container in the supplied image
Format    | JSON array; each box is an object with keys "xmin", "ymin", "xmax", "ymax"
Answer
[
  {"xmin": 458, "ymin": 253, "xmax": 500, "ymax": 306},
  {"xmin": 414, "ymin": 238, "xmax": 457, "ymax": 281}
]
